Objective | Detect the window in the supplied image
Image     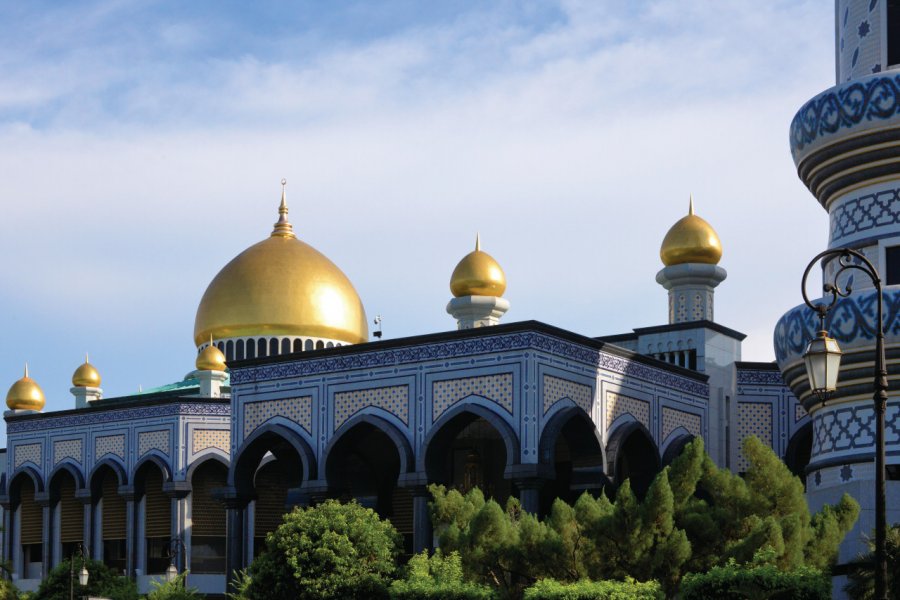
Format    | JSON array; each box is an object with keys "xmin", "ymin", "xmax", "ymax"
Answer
[
  {"xmin": 887, "ymin": 245, "xmax": 900, "ymax": 285},
  {"xmin": 191, "ymin": 536, "xmax": 226, "ymax": 573},
  {"xmin": 146, "ymin": 538, "xmax": 171, "ymax": 575},
  {"xmin": 890, "ymin": 0, "xmax": 900, "ymax": 67}
]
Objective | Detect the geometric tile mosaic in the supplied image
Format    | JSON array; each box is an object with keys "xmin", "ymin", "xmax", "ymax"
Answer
[
  {"xmin": 795, "ymin": 403, "xmax": 808, "ymax": 423},
  {"xmin": 138, "ymin": 429, "xmax": 170, "ymax": 457},
  {"xmin": 661, "ymin": 406, "xmax": 701, "ymax": 440},
  {"xmin": 14, "ymin": 443, "xmax": 41, "ymax": 469},
  {"xmin": 334, "ymin": 385, "xmax": 408, "ymax": 429},
  {"xmin": 542, "ymin": 375, "xmax": 592, "ymax": 414},
  {"xmin": 433, "ymin": 374, "xmax": 513, "ymax": 422},
  {"xmin": 243, "ymin": 396, "xmax": 313, "ymax": 438},
  {"xmin": 605, "ymin": 391, "xmax": 649, "ymax": 430},
  {"xmin": 53, "ymin": 439, "xmax": 83, "ymax": 465},
  {"xmin": 737, "ymin": 402, "xmax": 773, "ymax": 472},
  {"xmin": 192, "ymin": 429, "xmax": 230, "ymax": 454},
  {"xmin": 95, "ymin": 434, "xmax": 126, "ymax": 460}
]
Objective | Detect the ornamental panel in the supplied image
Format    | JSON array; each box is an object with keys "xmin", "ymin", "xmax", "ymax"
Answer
[
  {"xmin": 192, "ymin": 429, "xmax": 230, "ymax": 454},
  {"xmin": 661, "ymin": 407, "xmax": 701, "ymax": 441},
  {"xmin": 138, "ymin": 430, "xmax": 170, "ymax": 457},
  {"xmin": 334, "ymin": 385, "xmax": 409, "ymax": 429},
  {"xmin": 14, "ymin": 443, "xmax": 41, "ymax": 469},
  {"xmin": 95, "ymin": 434, "xmax": 125, "ymax": 460},
  {"xmin": 243, "ymin": 396, "xmax": 312, "ymax": 437},
  {"xmin": 605, "ymin": 391, "xmax": 649, "ymax": 430},
  {"xmin": 53, "ymin": 439, "xmax": 83, "ymax": 465},
  {"xmin": 737, "ymin": 402, "xmax": 773, "ymax": 472},
  {"xmin": 795, "ymin": 403, "xmax": 808, "ymax": 423},
  {"xmin": 542, "ymin": 375, "xmax": 592, "ymax": 414},
  {"xmin": 433, "ymin": 374, "xmax": 513, "ymax": 422}
]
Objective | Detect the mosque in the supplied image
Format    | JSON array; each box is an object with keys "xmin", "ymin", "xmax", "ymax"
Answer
[{"xmin": 2, "ymin": 1, "xmax": 899, "ymax": 597}]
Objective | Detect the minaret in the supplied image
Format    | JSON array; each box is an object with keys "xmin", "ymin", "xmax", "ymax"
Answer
[
  {"xmin": 446, "ymin": 234, "xmax": 510, "ymax": 329},
  {"xmin": 656, "ymin": 197, "xmax": 726, "ymax": 323},
  {"xmin": 774, "ymin": 1, "xmax": 900, "ymax": 590},
  {"xmin": 71, "ymin": 354, "xmax": 103, "ymax": 408},
  {"xmin": 194, "ymin": 338, "xmax": 228, "ymax": 398}
]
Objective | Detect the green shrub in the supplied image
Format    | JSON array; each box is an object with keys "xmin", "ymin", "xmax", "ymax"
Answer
[
  {"xmin": 389, "ymin": 550, "xmax": 495, "ymax": 599},
  {"xmin": 679, "ymin": 562, "xmax": 829, "ymax": 600},
  {"xmin": 31, "ymin": 557, "xmax": 139, "ymax": 600},
  {"xmin": 244, "ymin": 499, "xmax": 401, "ymax": 600},
  {"xmin": 145, "ymin": 571, "xmax": 203, "ymax": 600},
  {"xmin": 523, "ymin": 579, "xmax": 664, "ymax": 600},
  {"xmin": 845, "ymin": 523, "xmax": 900, "ymax": 599}
]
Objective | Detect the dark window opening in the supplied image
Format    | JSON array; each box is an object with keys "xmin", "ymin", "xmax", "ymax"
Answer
[
  {"xmin": 236, "ymin": 340, "xmax": 245, "ymax": 360},
  {"xmin": 146, "ymin": 537, "xmax": 171, "ymax": 575},
  {"xmin": 103, "ymin": 539, "xmax": 126, "ymax": 574},
  {"xmin": 890, "ymin": 0, "xmax": 900, "ymax": 66},
  {"xmin": 887, "ymin": 246, "xmax": 900, "ymax": 285},
  {"xmin": 191, "ymin": 536, "xmax": 226, "ymax": 573}
]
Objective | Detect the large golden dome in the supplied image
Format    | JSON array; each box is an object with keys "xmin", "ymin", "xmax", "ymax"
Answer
[
  {"xmin": 660, "ymin": 198, "xmax": 723, "ymax": 266},
  {"xmin": 6, "ymin": 365, "xmax": 45, "ymax": 411},
  {"xmin": 193, "ymin": 183, "xmax": 368, "ymax": 346},
  {"xmin": 450, "ymin": 234, "xmax": 507, "ymax": 298}
]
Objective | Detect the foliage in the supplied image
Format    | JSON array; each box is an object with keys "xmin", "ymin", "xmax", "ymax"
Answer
[
  {"xmin": 845, "ymin": 523, "xmax": 900, "ymax": 599},
  {"xmin": 679, "ymin": 560, "xmax": 829, "ymax": 600},
  {"xmin": 225, "ymin": 568, "xmax": 253, "ymax": 600},
  {"xmin": 0, "ymin": 577, "xmax": 18, "ymax": 600},
  {"xmin": 145, "ymin": 571, "xmax": 203, "ymax": 600},
  {"xmin": 430, "ymin": 437, "xmax": 858, "ymax": 598},
  {"xmin": 244, "ymin": 499, "xmax": 400, "ymax": 600},
  {"xmin": 31, "ymin": 557, "xmax": 139, "ymax": 600},
  {"xmin": 522, "ymin": 579, "xmax": 663, "ymax": 600},
  {"xmin": 389, "ymin": 550, "xmax": 496, "ymax": 600}
]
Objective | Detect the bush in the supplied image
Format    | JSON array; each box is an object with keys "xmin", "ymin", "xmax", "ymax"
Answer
[
  {"xmin": 679, "ymin": 561, "xmax": 829, "ymax": 600},
  {"xmin": 145, "ymin": 571, "xmax": 203, "ymax": 599},
  {"xmin": 31, "ymin": 557, "xmax": 139, "ymax": 600},
  {"xmin": 389, "ymin": 550, "xmax": 495, "ymax": 600},
  {"xmin": 244, "ymin": 499, "xmax": 401, "ymax": 600},
  {"xmin": 844, "ymin": 523, "xmax": 900, "ymax": 599},
  {"xmin": 523, "ymin": 579, "xmax": 664, "ymax": 600}
]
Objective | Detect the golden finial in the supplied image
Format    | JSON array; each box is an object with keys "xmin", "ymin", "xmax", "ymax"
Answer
[
  {"xmin": 475, "ymin": 233, "xmax": 481, "ymax": 252},
  {"xmin": 73, "ymin": 353, "xmax": 101, "ymax": 387},
  {"xmin": 450, "ymin": 234, "xmax": 507, "ymax": 297},
  {"xmin": 272, "ymin": 178, "xmax": 295, "ymax": 238},
  {"xmin": 7, "ymin": 363, "xmax": 45, "ymax": 411},
  {"xmin": 23, "ymin": 363, "xmax": 28, "ymax": 378},
  {"xmin": 689, "ymin": 194, "xmax": 694, "ymax": 216}
]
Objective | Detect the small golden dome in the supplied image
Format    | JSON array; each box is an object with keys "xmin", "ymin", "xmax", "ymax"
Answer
[
  {"xmin": 6, "ymin": 365, "xmax": 45, "ymax": 411},
  {"xmin": 450, "ymin": 234, "xmax": 507, "ymax": 298},
  {"xmin": 196, "ymin": 342, "xmax": 227, "ymax": 371},
  {"xmin": 72, "ymin": 354, "xmax": 101, "ymax": 387},
  {"xmin": 660, "ymin": 197, "xmax": 723, "ymax": 266},
  {"xmin": 193, "ymin": 181, "xmax": 368, "ymax": 346}
]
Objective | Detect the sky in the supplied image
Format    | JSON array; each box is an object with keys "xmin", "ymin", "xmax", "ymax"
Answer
[{"xmin": 0, "ymin": 1, "xmax": 835, "ymax": 443}]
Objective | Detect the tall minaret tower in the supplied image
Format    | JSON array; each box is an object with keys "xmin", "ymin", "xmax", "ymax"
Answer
[
  {"xmin": 656, "ymin": 197, "xmax": 726, "ymax": 324},
  {"xmin": 774, "ymin": 1, "xmax": 900, "ymax": 592}
]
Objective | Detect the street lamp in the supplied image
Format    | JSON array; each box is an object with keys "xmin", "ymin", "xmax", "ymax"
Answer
[
  {"xmin": 165, "ymin": 537, "xmax": 186, "ymax": 584},
  {"xmin": 69, "ymin": 544, "xmax": 89, "ymax": 600},
  {"xmin": 800, "ymin": 247, "xmax": 888, "ymax": 600}
]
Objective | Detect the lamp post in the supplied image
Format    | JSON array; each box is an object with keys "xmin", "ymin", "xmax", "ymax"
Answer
[
  {"xmin": 165, "ymin": 537, "xmax": 186, "ymax": 584},
  {"xmin": 800, "ymin": 247, "xmax": 887, "ymax": 600},
  {"xmin": 69, "ymin": 544, "xmax": 89, "ymax": 600}
]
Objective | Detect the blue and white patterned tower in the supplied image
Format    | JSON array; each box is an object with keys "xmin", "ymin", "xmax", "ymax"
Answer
[{"xmin": 774, "ymin": 0, "xmax": 900, "ymax": 589}]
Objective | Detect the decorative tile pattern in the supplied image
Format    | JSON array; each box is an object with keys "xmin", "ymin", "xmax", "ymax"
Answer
[
  {"xmin": 795, "ymin": 403, "xmax": 808, "ymax": 423},
  {"xmin": 661, "ymin": 407, "xmax": 702, "ymax": 440},
  {"xmin": 790, "ymin": 74, "xmax": 900, "ymax": 157},
  {"xmin": 334, "ymin": 386, "xmax": 409, "ymax": 429},
  {"xmin": 736, "ymin": 368, "xmax": 785, "ymax": 386},
  {"xmin": 14, "ymin": 443, "xmax": 41, "ymax": 469},
  {"xmin": 433, "ymin": 374, "xmax": 513, "ymax": 422},
  {"xmin": 830, "ymin": 187, "xmax": 900, "ymax": 245},
  {"xmin": 243, "ymin": 397, "xmax": 312, "ymax": 437},
  {"xmin": 53, "ymin": 439, "xmax": 82, "ymax": 465},
  {"xmin": 737, "ymin": 402, "xmax": 773, "ymax": 471},
  {"xmin": 192, "ymin": 429, "xmax": 230, "ymax": 454},
  {"xmin": 95, "ymin": 435, "xmax": 126, "ymax": 460},
  {"xmin": 542, "ymin": 375, "xmax": 592, "ymax": 414},
  {"xmin": 231, "ymin": 331, "xmax": 708, "ymax": 396},
  {"xmin": 7, "ymin": 402, "xmax": 230, "ymax": 434},
  {"xmin": 811, "ymin": 403, "xmax": 900, "ymax": 455},
  {"xmin": 138, "ymin": 430, "xmax": 170, "ymax": 457},
  {"xmin": 605, "ymin": 391, "xmax": 649, "ymax": 429}
]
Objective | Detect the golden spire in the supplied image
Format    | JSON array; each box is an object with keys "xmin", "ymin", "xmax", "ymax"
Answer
[
  {"xmin": 7, "ymin": 363, "xmax": 45, "ymax": 411},
  {"xmin": 271, "ymin": 178, "xmax": 296, "ymax": 238},
  {"xmin": 72, "ymin": 353, "xmax": 102, "ymax": 388},
  {"xmin": 659, "ymin": 196, "xmax": 723, "ymax": 266},
  {"xmin": 450, "ymin": 234, "xmax": 507, "ymax": 297},
  {"xmin": 475, "ymin": 232, "xmax": 481, "ymax": 252},
  {"xmin": 689, "ymin": 194, "xmax": 694, "ymax": 215}
]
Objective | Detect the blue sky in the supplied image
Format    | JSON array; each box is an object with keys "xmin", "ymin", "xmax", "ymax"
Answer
[{"xmin": 0, "ymin": 1, "xmax": 833, "ymax": 444}]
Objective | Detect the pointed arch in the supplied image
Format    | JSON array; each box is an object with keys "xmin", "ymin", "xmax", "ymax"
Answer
[
  {"xmin": 89, "ymin": 458, "xmax": 128, "ymax": 490},
  {"xmin": 229, "ymin": 423, "xmax": 316, "ymax": 497},
  {"xmin": 420, "ymin": 402, "xmax": 520, "ymax": 476},
  {"xmin": 323, "ymin": 414, "xmax": 414, "ymax": 481}
]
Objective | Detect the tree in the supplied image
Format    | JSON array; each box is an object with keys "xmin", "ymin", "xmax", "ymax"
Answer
[
  {"xmin": 845, "ymin": 523, "xmax": 900, "ymax": 600},
  {"xmin": 244, "ymin": 499, "xmax": 401, "ymax": 600},
  {"xmin": 145, "ymin": 571, "xmax": 203, "ymax": 600},
  {"xmin": 31, "ymin": 557, "xmax": 139, "ymax": 600}
]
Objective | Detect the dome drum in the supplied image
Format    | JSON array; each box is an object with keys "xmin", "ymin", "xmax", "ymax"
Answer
[{"xmin": 205, "ymin": 335, "xmax": 349, "ymax": 363}]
